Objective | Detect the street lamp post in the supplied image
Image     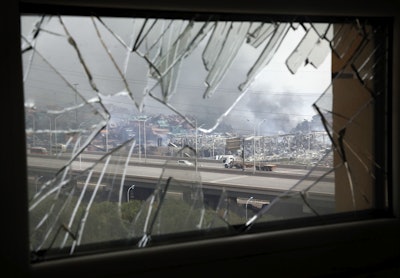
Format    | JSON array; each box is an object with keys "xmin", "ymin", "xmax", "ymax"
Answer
[
  {"xmin": 35, "ymin": 176, "xmax": 43, "ymax": 193},
  {"xmin": 304, "ymin": 119, "xmax": 311, "ymax": 165},
  {"xmin": 144, "ymin": 119, "xmax": 147, "ymax": 162},
  {"xmin": 245, "ymin": 196, "xmax": 254, "ymax": 220},
  {"xmin": 27, "ymin": 110, "xmax": 36, "ymax": 146},
  {"xmin": 47, "ymin": 114, "xmax": 52, "ymax": 152},
  {"xmin": 257, "ymin": 119, "xmax": 267, "ymax": 136},
  {"xmin": 105, "ymin": 123, "xmax": 109, "ymax": 152},
  {"xmin": 138, "ymin": 120, "xmax": 141, "ymax": 160},
  {"xmin": 73, "ymin": 83, "xmax": 79, "ymax": 127},
  {"xmin": 53, "ymin": 114, "xmax": 63, "ymax": 148},
  {"xmin": 253, "ymin": 124, "xmax": 256, "ymax": 174},
  {"xmin": 242, "ymin": 137, "xmax": 245, "ymax": 171},
  {"xmin": 195, "ymin": 121, "xmax": 205, "ymax": 173},
  {"xmin": 245, "ymin": 119, "xmax": 256, "ymax": 174},
  {"xmin": 168, "ymin": 142, "xmax": 178, "ymax": 156},
  {"xmin": 212, "ymin": 138, "xmax": 215, "ymax": 158},
  {"xmin": 127, "ymin": 184, "xmax": 135, "ymax": 202},
  {"xmin": 77, "ymin": 121, "xmax": 90, "ymax": 170},
  {"xmin": 46, "ymin": 113, "xmax": 63, "ymax": 155},
  {"xmin": 136, "ymin": 117, "xmax": 151, "ymax": 162}
]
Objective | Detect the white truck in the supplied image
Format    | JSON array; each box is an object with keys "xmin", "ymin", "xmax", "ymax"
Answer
[
  {"xmin": 220, "ymin": 155, "xmax": 236, "ymax": 168},
  {"xmin": 220, "ymin": 155, "xmax": 276, "ymax": 171}
]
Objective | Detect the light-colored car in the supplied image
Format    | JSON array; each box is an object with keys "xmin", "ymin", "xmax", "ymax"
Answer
[{"xmin": 177, "ymin": 160, "xmax": 194, "ymax": 166}]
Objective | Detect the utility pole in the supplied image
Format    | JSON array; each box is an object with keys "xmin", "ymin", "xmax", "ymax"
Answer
[
  {"xmin": 253, "ymin": 124, "xmax": 256, "ymax": 174},
  {"xmin": 138, "ymin": 120, "xmax": 141, "ymax": 160},
  {"xmin": 73, "ymin": 83, "xmax": 79, "ymax": 129},
  {"xmin": 242, "ymin": 137, "xmax": 245, "ymax": 171},
  {"xmin": 144, "ymin": 119, "xmax": 147, "ymax": 162}
]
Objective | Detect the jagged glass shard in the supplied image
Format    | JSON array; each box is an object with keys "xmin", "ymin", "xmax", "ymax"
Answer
[
  {"xmin": 239, "ymin": 23, "xmax": 290, "ymax": 92},
  {"xmin": 203, "ymin": 22, "xmax": 251, "ymax": 98},
  {"xmin": 150, "ymin": 21, "xmax": 212, "ymax": 102},
  {"xmin": 350, "ymin": 25, "xmax": 388, "ymax": 97},
  {"xmin": 330, "ymin": 22, "xmax": 361, "ymax": 60},
  {"xmin": 29, "ymin": 139, "xmax": 137, "ymax": 256},
  {"xmin": 311, "ymin": 23, "xmax": 331, "ymax": 39},
  {"xmin": 247, "ymin": 23, "xmax": 276, "ymax": 48},
  {"xmin": 132, "ymin": 146, "xmax": 230, "ymax": 247},
  {"xmin": 246, "ymin": 150, "xmax": 335, "ymax": 225},
  {"xmin": 286, "ymin": 26, "xmax": 331, "ymax": 74},
  {"xmin": 22, "ymin": 36, "xmax": 108, "ymax": 174}
]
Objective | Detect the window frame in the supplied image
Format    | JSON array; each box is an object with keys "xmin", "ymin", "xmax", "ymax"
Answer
[{"xmin": 2, "ymin": 0, "xmax": 399, "ymax": 276}]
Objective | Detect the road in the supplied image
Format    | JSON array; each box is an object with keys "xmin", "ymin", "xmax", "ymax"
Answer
[{"xmin": 27, "ymin": 154, "xmax": 334, "ymax": 198}]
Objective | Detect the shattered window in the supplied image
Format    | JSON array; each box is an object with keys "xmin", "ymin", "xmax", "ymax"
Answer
[{"xmin": 22, "ymin": 14, "xmax": 390, "ymax": 260}]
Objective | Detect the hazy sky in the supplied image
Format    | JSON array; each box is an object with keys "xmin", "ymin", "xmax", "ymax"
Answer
[{"xmin": 21, "ymin": 15, "xmax": 332, "ymax": 135}]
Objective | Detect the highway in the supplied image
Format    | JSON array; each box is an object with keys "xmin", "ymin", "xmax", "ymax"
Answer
[{"xmin": 27, "ymin": 154, "xmax": 334, "ymax": 199}]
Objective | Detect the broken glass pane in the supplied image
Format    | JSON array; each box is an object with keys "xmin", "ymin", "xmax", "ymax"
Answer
[
  {"xmin": 286, "ymin": 24, "xmax": 331, "ymax": 74},
  {"xmin": 22, "ymin": 14, "xmax": 389, "ymax": 260}
]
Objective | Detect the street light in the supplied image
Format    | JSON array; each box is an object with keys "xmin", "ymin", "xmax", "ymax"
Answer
[
  {"xmin": 105, "ymin": 123, "xmax": 109, "ymax": 152},
  {"xmin": 46, "ymin": 113, "xmax": 63, "ymax": 154},
  {"xmin": 304, "ymin": 119, "xmax": 311, "ymax": 166},
  {"xmin": 243, "ymin": 119, "xmax": 256, "ymax": 174},
  {"xmin": 253, "ymin": 124, "xmax": 256, "ymax": 174},
  {"xmin": 53, "ymin": 113, "xmax": 63, "ymax": 147},
  {"xmin": 168, "ymin": 142, "xmax": 178, "ymax": 156},
  {"xmin": 245, "ymin": 196, "xmax": 254, "ymax": 220},
  {"xmin": 127, "ymin": 184, "xmax": 135, "ymax": 202},
  {"xmin": 136, "ymin": 116, "xmax": 151, "ymax": 162},
  {"xmin": 77, "ymin": 121, "xmax": 90, "ymax": 170},
  {"xmin": 144, "ymin": 117, "xmax": 152, "ymax": 162},
  {"xmin": 73, "ymin": 83, "xmax": 79, "ymax": 127},
  {"xmin": 246, "ymin": 119, "xmax": 256, "ymax": 174},
  {"xmin": 27, "ymin": 109, "xmax": 36, "ymax": 146},
  {"xmin": 195, "ymin": 120, "xmax": 205, "ymax": 173},
  {"xmin": 257, "ymin": 119, "xmax": 267, "ymax": 136},
  {"xmin": 35, "ymin": 176, "xmax": 43, "ymax": 193}
]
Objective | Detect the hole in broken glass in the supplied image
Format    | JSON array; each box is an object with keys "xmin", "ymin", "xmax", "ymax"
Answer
[{"xmin": 22, "ymin": 14, "xmax": 387, "ymax": 257}]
